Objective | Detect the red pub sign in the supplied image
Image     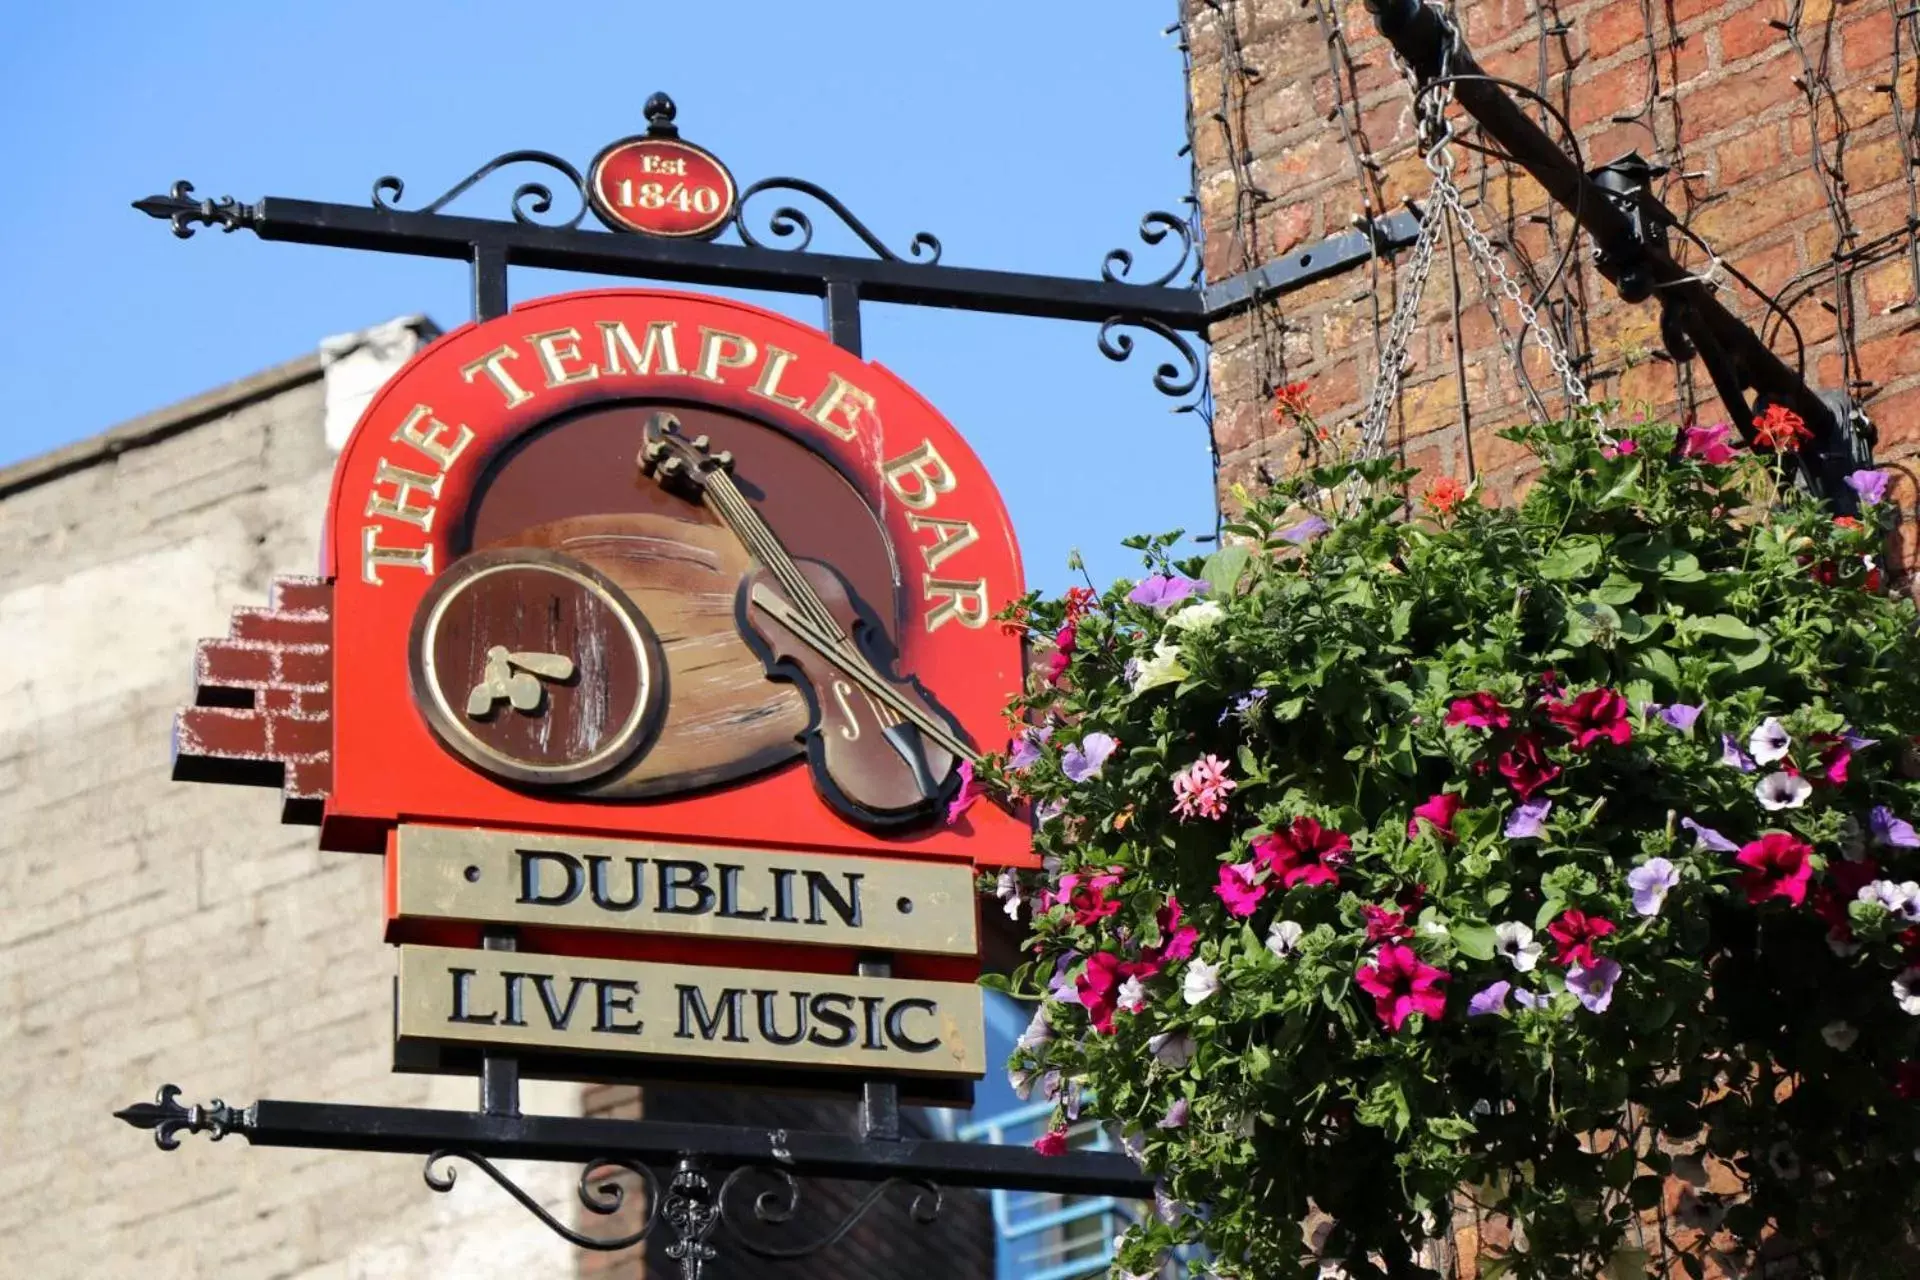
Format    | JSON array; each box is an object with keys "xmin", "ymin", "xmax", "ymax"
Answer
[{"xmin": 176, "ymin": 288, "xmax": 1030, "ymax": 1082}]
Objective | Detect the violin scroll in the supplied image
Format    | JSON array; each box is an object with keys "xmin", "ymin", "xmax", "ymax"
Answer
[{"xmin": 638, "ymin": 410, "xmax": 734, "ymax": 501}]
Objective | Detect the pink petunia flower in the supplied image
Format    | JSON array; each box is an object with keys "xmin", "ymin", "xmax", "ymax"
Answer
[
  {"xmin": 1545, "ymin": 688, "xmax": 1632, "ymax": 750},
  {"xmin": 1546, "ymin": 909, "xmax": 1616, "ymax": 969},
  {"xmin": 1355, "ymin": 943, "xmax": 1449, "ymax": 1031},
  {"xmin": 1214, "ymin": 861, "xmax": 1268, "ymax": 917},
  {"xmin": 1681, "ymin": 422, "xmax": 1739, "ymax": 465},
  {"xmin": 1499, "ymin": 733, "xmax": 1562, "ymax": 798},
  {"xmin": 945, "ymin": 760, "xmax": 981, "ymax": 825},
  {"xmin": 1033, "ymin": 1125, "xmax": 1070, "ymax": 1157}
]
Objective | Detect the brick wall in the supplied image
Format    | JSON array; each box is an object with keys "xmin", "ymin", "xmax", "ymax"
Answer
[
  {"xmin": 1189, "ymin": 0, "xmax": 1920, "ymax": 512},
  {"xmin": 0, "ymin": 352, "xmax": 584, "ymax": 1279}
]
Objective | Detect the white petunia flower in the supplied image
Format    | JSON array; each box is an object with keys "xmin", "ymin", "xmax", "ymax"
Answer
[
  {"xmin": 1016, "ymin": 1006, "xmax": 1052, "ymax": 1053},
  {"xmin": 1266, "ymin": 919, "xmax": 1305, "ymax": 957},
  {"xmin": 1755, "ymin": 770, "xmax": 1812, "ymax": 811},
  {"xmin": 1165, "ymin": 600, "xmax": 1226, "ymax": 632},
  {"xmin": 1822, "ymin": 1020, "xmax": 1859, "ymax": 1051},
  {"xmin": 1750, "ymin": 717, "xmax": 1793, "ymax": 764},
  {"xmin": 1858, "ymin": 880, "xmax": 1920, "ymax": 923},
  {"xmin": 1895, "ymin": 967, "xmax": 1920, "ymax": 1016},
  {"xmin": 1128, "ymin": 640, "xmax": 1186, "ymax": 693},
  {"xmin": 1116, "ymin": 976, "xmax": 1148, "ymax": 1015},
  {"xmin": 1494, "ymin": 922, "xmax": 1544, "ymax": 972},
  {"xmin": 1181, "ymin": 958, "xmax": 1222, "ymax": 1005}
]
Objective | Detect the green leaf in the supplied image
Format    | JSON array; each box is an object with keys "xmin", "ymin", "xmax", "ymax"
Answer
[
  {"xmin": 1201, "ymin": 545, "xmax": 1252, "ymax": 597},
  {"xmin": 1538, "ymin": 538, "xmax": 1602, "ymax": 581},
  {"xmin": 1272, "ymin": 696, "xmax": 1306, "ymax": 723},
  {"xmin": 1731, "ymin": 639, "xmax": 1771, "ymax": 672},
  {"xmin": 1451, "ymin": 922, "xmax": 1498, "ymax": 961},
  {"xmin": 1590, "ymin": 573, "xmax": 1643, "ymax": 605},
  {"xmin": 976, "ymin": 972, "xmax": 1013, "ymax": 994},
  {"xmin": 1690, "ymin": 614, "xmax": 1758, "ymax": 641},
  {"xmin": 1635, "ymin": 647, "xmax": 1681, "ymax": 687}
]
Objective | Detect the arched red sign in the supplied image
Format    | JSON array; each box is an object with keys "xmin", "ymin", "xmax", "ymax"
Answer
[{"xmin": 318, "ymin": 288, "xmax": 1031, "ymax": 869}]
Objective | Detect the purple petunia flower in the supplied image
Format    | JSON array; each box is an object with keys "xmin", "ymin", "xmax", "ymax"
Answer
[
  {"xmin": 1627, "ymin": 857, "xmax": 1680, "ymax": 916},
  {"xmin": 1062, "ymin": 732, "xmax": 1118, "ymax": 783},
  {"xmin": 1660, "ymin": 704, "xmax": 1703, "ymax": 733},
  {"xmin": 1127, "ymin": 575, "xmax": 1203, "ymax": 609},
  {"xmin": 1218, "ymin": 688, "xmax": 1269, "ymax": 726},
  {"xmin": 1157, "ymin": 1099, "xmax": 1191, "ymax": 1129},
  {"xmin": 1512, "ymin": 988, "xmax": 1554, "ymax": 1010},
  {"xmin": 1048, "ymin": 955, "xmax": 1080, "ymax": 1003},
  {"xmin": 1847, "ymin": 469, "xmax": 1890, "ymax": 506},
  {"xmin": 1280, "ymin": 515, "xmax": 1330, "ymax": 545},
  {"xmin": 1468, "ymin": 981, "xmax": 1512, "ymax": 1017},
  {"xmin": 1008, "ymin": 726, "xmax": 1051, "ymax": 771},
  {"xmin": 1567, "ymin": 958, "xmax": 1622, "ymax": 1013},
  {"xmin": 1872, "ymin": 805, "xmax": 1920, "ymax": 848},
  {"xmin": 1721, "ymin": 734, "xmax": 1758, "ymax": 773},
  {"xmin": 1683, "ymin": 817, "xmax": 1740, "ymax": 853},
  {"xmin": 1036, "ymin": 798, "xmax": 1066, "ymax": 825},
  {"xmin": 1505, "ymin": 797, "xmax": 1552, "ymax": 840}
]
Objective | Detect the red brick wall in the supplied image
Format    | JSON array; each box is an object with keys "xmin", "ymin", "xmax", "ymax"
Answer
[{"xmin": 1189, "ymin": 0, "xmax": 1920, "ymax": 510}]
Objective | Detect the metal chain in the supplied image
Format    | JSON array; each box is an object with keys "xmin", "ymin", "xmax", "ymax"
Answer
[{"xmin": 1358, "ymin": 5, "xmax": 1600, "ymax": 466}]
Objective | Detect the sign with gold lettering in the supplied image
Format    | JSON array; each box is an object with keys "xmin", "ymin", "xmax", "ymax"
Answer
[
  {"xmin": 396, "ymin": 945, "xmax": 986, "ymax": 1078},
  {"xmin": 308, "ymin": 287, "xmax": 1027, "ymax": 862},
  {"xmin": 391, "ymin": 826, "xmax": 979, "ymax": 956}
]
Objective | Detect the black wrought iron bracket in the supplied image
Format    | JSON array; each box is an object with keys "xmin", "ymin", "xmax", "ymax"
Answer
[
  {"xmin": 1363, "ymin": 0, "xmax": 1875, "ymax": 510},
  {"xmin": 116, "ymin": 1085, "xmax": 1151, "ymax": 1278},
  {"xmin": 132, "ymin": 92, "xmax": 1420, "ymax": 393}
]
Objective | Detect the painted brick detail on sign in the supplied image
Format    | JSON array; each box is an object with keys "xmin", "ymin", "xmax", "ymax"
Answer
[{"xmin": 174, "ymin": 575, "xmax": 334, "ymax": 822}]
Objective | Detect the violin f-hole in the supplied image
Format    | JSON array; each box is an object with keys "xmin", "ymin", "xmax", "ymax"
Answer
[{"xmin": 830, "ymin": 680, "xmax": 863, "ymax": 741}]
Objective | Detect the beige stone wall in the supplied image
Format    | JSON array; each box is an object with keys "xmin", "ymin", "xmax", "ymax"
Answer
[{"xmin": 0, "ymin": 352, "xmax": 583, "ymax": 1279}]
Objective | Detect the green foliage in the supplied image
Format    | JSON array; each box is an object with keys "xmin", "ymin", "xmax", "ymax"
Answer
[{"xmin": 987, "ymin": 418, "xmax": 1920, "ymax": 1278}]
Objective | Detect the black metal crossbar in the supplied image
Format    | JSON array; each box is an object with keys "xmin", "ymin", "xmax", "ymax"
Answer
[{"xmin": 1363, "ymin": 0, "xmax": 1875, "ymax": 507}]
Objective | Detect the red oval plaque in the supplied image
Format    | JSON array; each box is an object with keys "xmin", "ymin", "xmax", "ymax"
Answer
[{"xmin": 588, "ymin": 137, "xmax": 736, "ymax": 239}]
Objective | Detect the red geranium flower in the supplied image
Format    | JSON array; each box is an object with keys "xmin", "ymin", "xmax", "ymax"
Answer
[
  {"xmin": 1752, "ymin": 404, "xmax": 1812, "ymax": 452},
  {"xmin": 1545, "ymin": 687, "xmax": 1632, "ymax": 750},
  {"xmin": 1063, "ymin": 586, "xmax": 1098, "ymax": 622},
  {"xmin": 1252, "ymin": 817, "xmax": 1351, "ymax": 888},
  {"xmin": 1735, "ymin": 832, "xmax": 1815, "ymax": 906},
  {"xmin": 1422, "ymin": 476, "xmax": 1468, "ymax": 519},
  {"xmin": 1546, "ymin": 909, "xmax": 1616, "ymax": 968},
  {"xmin": 1445, "ymin": 692, "xmax": 1511, "ymax": 730},
  {"xmin": 1499, "ymin": 733, "xmax": 1562, "ymax": 799},
  {"xmin": 1271, "ymin": 380, "xmax": 1312, "ymax": 422},
  {"xmin": 1355, "ymin": 943, "xmax": 1449, "ymax": 1031}
]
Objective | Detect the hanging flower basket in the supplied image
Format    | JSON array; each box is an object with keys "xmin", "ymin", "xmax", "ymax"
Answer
[{"xmin": 984, "ymin": 416, "xmax": 1920, "ymax": 1278}]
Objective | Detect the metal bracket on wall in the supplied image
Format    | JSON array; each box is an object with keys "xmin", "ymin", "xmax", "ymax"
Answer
[{"xmin": 1201, "ymin": 209, "xmax": 1424, "ymax": 321}]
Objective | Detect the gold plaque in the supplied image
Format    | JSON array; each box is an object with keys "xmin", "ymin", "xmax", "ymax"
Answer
[
  {"xmin": 396, "ymin": 945, "xmax": 986, "ymax": 1078},
  {"xmin": 394, "ymin": 825, "xmax": 979, "ymax": 956}
]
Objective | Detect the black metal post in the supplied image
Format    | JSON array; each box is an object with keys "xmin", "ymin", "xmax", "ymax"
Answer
[
  {"xmin": 855, "ymin": 956, "xmax": 902, "ymax": 1142},
  {"xmin": 473, "ymin": 242, "xmax": 510, "ymax": 320},
  {"xmin": 825, "ymin": 280, "xmax": 863, "ymax": 356},
  {"xmin": 479, "ymin": 929, "xmax": 521, "ymax": 1118}
]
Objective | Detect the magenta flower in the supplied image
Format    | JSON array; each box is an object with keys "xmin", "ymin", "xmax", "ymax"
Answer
[
  {"xmin": 1171, "ymin": 754, "xmax": 1236, "ymax": 820},
  {"xmin": 1601, "ymin": 437, "xmax": 1639, "ymax": 459},
  {"xmin": 1505, "ymin": 797, "xmax": 1551, "ymax": 840},
  {"xmin": 1034, "ymin": 1125, "xmax": 1070, "ymax": 1157},
  {"xmin": 1355, "ymin": 943, "xmax": 1449, "ymax": 1031},
  {"xmin": 1736, "ymin": 833, "xmax": 1815, "ymax": 905},
  {"xmin": 1044, "ymin": 623, "xmax": 1076, "ymax": 685},
  {"xmin": 1408, "ymin": 792, "xmax": 1463, "ymax": 841},
  {"xmin": 1127, "ymin": 574, "xmax": 1202, "ymax": 609},
  {"xmin": 1253, "ymin": 818, "xmax": 1351, "ymax": 888},
  {"xmin": 1847, "ymin": 469, "xmax": 1889, "ymax": 506},
  {"xmin": 1499, "ymin": 734, "xmax": 1562, "ymax": 798},
  {"xmin": 1545, "ymin": 687, "xmax": 1632, "ymax": 749},
  {"xmin": 1445, "ymin": 692, "xmax": 1511, "ymax": 730},
  {"xmin": 1567, "ymin": 958, "xmax": 1622, "ymax": 1012},
  {"xmin": 1141, "ymin": 896, "xmax": 1198, "ymax": 971},
  {"xmin": 1214, "ymin": 860, "xmax": 1267, "ymax": 917},
  {"xmin": 1062, "ymin": 732, "xmax": 1118, "ymax": 783},
  {"xmin": 1468, "ymin": 980, "xmax": 1512, "ymax": 1017},
  {"xmin": 945, "ymin": 760, "xmax": 981, "ymax": 825},
  {"xmin": 1681, "ymin": 422, "xmax": 1739, "ymax": 465}
]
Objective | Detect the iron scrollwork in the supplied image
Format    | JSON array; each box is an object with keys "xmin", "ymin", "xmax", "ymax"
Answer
[
  {"xmin": 132, "ymin": 182, "xmax": 259, "ymax": 240},
  {"xmin": 372, "ymin": 150, "xmax": 590, "ymax": 229},
  {"xmin": 422, "ymin": 1149, "xmax": 663, "ymax": 1252},
  {"xmin": 731, "ymin": 178, "xmax": 943, "ymax": 263},
  {"xmin": 1098, "ymin": 314, "xmax": 1204, "ymax": 398},
  {"xmin": 113, "ymin": 1083, "xmax": 254, "ymax": 1150},
  {"xmin": 415, "ymin": 1149, "xmax": 943, "ymax": 1279},
  {"xmin": 1101, "ymin": 210, "xmax": 1200, "ymax": 289}
]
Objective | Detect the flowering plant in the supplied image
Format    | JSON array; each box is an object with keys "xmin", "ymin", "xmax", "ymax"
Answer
[{"xmin": 987, "ymin": 417, "xmax": 1920, "ymax": 1278}]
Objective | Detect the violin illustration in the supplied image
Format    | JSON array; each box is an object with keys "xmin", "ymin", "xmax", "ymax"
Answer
[{"xmin": 639, "ymin": 410, "xmax": 976, "ymax": 826}]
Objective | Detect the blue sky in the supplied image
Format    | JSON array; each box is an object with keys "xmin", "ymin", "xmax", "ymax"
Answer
[{"xmin": 0, "ymin": 1, "xmax": 1215, "ymax": 594}]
